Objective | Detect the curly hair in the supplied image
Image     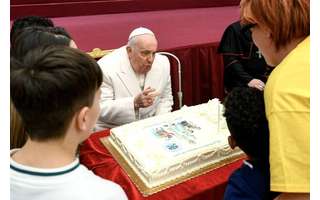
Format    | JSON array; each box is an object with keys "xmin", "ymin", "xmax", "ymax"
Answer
[{"xmin": 223, "ymin": 87, "xmax": 269, "ymax": 161}]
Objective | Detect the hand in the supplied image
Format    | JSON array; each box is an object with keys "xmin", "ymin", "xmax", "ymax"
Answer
[
  {"xmin": 248, "ymin": 79, "xmax": 265, "ymax": 91},
  {"xmin": 134, "ymin": 87, "xmax": 160, "ymax": 109}
]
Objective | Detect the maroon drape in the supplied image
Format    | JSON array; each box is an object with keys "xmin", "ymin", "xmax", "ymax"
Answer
[
  {"xmin": 11, "ymin": 0, "xmax": 240, "ymax": 19},
  {"xmin": 166, "ymin": 43, "xmax": 224, "ymax": 110},
  {"xmin": 79, "ymin": 130, "xmax": 243, "ymax": 200},
  {"xmin": 11, "ymin": 6, "xmax": 238, "ymax": 110}
]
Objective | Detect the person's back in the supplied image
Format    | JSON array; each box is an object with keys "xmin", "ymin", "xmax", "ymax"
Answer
[
  {"xmin": 224, "ymin": 160, "xmax": 269, "ymax": 200},
  {"xmin": 10, "ymin": 153, "xmax": 126, "ymax": 200},
  {"xmin": 10, "ymin": 46, "xmax": 127, "ymax": 200},
  {"xmin": 223, "ymin": 87, "xmax": 276, "ymax": 200},
  {"xmin": 11, "ymin": 153, "xmax": 125, "ymax": 200}
]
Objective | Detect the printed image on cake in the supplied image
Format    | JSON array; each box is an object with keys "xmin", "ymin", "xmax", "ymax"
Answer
[{"xmin": 104, "ymin": 99, "xmax": 244, "ymax": 195}]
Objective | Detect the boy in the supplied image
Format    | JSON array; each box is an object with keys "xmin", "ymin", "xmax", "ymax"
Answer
[
  {"xmin": 223, "ymin": 87, "xmax": 276, "ymax": 200},
  {"xmin": 10, "ymin": 45, "xmax": 127, "ymax": 200},
  {"xmin": 10, "ymin": 15, "xmax": 54, "ymax": 45}
]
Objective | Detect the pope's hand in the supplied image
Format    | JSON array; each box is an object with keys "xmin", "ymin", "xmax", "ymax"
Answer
[{"xmin": 134, "ymin": 87, "xmax": 160, "ymax": 109}]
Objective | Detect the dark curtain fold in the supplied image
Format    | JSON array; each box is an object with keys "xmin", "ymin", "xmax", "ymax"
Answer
[{"xmin": 166, "ymin": 43, "xmax": 225, "ymax": 110}]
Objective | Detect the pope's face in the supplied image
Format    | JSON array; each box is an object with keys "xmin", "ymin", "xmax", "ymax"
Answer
[{"xmin": 127, "ymin": 34, "xmax": 158, "ymax": 74}]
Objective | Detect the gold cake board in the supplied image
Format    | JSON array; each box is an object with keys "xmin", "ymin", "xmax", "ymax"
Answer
[{"xmin": 101, "ymin": 136, "xmax": 245, "ymax": 197}]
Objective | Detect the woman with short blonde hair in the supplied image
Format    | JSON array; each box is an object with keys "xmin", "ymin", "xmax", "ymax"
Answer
[{"xmin": 240, "ymin": 0, "xmax": 310, "ymax": 199}]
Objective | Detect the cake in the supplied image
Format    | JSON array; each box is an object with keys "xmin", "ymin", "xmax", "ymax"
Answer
[{"xmin": 106, "ymin": 99, "xmax": 244, "ymax": 194}]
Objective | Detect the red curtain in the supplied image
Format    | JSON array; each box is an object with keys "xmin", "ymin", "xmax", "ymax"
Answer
[
  {"xmin": 166, "ymin": 42, "xmax": 225, "ymax": 110},
  {"xmin": 11, "ymin": 0, "xmax": 240, "ymax": 19}
]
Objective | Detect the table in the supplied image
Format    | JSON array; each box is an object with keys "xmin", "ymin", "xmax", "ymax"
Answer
[{"xmin": 79, "ymin": 130, "xmax": 243, "ymax": 200}]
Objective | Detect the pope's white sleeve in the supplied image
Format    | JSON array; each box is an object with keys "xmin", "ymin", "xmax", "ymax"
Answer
[
  {"xmin": 156, "ymin": 57, "xmax": 173, "ymax": 115},
  {"xmin": 98, "ymin": 73, "xmax": 136, "ymax": 127}
]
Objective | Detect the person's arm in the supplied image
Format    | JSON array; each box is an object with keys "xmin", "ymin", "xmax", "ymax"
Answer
[
  {"xmin": 223, "ymin": 55, "xmax": 265, "ymax": 90},
  {"xmin": 223, "ymin": 170, "xmax": 261, "ymax": 200},
  {"xmin": 155, "ymin": 57, "xmax": 173, "ymax": 115},
  {"xmin": 99, "ymin": 73, "xmax": 136, "ymax": 127},
  {"xmin": 223, "ymin": 54, "xmax": 254, "ymax": 86},
  {"xmin": 156, "ymin": 74, "xmax": 173, "ymax": 114}
]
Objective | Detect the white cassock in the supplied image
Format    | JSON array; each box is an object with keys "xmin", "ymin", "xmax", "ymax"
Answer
[{"xmin": 95, "ymin": 46, "xmax": 173, "ymax": 130}]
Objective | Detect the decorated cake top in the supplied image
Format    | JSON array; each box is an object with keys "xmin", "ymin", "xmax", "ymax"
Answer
[{"xmin": 111, "ymin": 99, "xmax": 231, "ymax": 173}]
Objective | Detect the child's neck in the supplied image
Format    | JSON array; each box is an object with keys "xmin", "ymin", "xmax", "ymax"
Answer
[{"xmin": 11, "ymin": 137, "xmax": 79, "ymax": 169}]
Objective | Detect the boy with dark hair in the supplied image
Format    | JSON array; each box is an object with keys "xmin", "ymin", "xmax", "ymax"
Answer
[
  {"xmin": 10, "ymin": 15, "xmax": 54, "ymax": 45},
  {"xmin": 223, "ymin": 87, "xmax": 275, "ymax": 200},
  {"xmin": 10, "ymin": 26, "xmax": 73, "ymax": 149},
  {"xmin": 11, "ymin": 26, "xmax": 72, "ymax": 61},
  {"xmin": 10, "ymin": 26, "xmax": 77, "ymax": 149},
  {"xmin": 10, "ymin": 45, "xmax": 127, "ymax": 200}
]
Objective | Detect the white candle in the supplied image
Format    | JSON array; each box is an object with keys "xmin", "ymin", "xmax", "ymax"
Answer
[{"xmin": 217, "ymin": 104, "xmax": 220, "ymax": 133}]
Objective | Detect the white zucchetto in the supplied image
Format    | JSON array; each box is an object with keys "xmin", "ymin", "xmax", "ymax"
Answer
[{"xmin": 128, "ymin": 27, "xmax": 155, "ymax": 41}]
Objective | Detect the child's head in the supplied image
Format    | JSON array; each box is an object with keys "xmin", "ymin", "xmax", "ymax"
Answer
[
  {"xmin": 46, "ymin": 26, "xmax": 78, "ymax": 49},
  {"xmin": 223, "ymin": 87, "xmax": 269, "ymax": 161},
  {"xmin": 11, "ymin": 16, "xmax": 54, "ymax": 45},
  {"xmin": 11, "ymin": 45, "xmax": 102, "ymax": 142},
  {"xmin": 11, "ymin": 26, "xmax": 72, "ymax": 60}
]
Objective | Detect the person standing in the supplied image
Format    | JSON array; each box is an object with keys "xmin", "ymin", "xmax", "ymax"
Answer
[
  {"xmin": 218, "ymin": 20, "xmax": 270, "ymax": 92},
  {"xmin": 240, "ymin": 0, "xmax": 310, "ymax": 199}
]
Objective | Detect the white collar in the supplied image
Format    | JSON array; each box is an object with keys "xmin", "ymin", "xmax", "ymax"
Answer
[{"xmin": 243, "ymin": 160, "xmax": 254, "ymax": 169}]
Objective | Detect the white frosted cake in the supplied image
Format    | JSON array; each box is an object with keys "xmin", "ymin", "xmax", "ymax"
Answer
[{"xmin": 108, "ymin": 99, "xmax": 243, "ymax": 192}]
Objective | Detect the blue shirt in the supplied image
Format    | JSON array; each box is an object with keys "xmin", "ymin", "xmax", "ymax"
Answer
[{"xmin": 223, "ymin": 160, "xmax": 272, "ymax": 200}]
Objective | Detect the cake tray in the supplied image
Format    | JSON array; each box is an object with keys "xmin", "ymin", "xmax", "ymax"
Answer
[{"xmin": 100, "ymin": 136, "xmax": 245, "ymax": 197}]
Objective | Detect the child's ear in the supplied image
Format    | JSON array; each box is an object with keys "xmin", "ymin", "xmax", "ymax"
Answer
[
  {"xmin": 228, "ymin": 135, "xmax": 237, "ymax": 149},
  {"xmin": 76, "ymin": 107, "xmax": 90, "ymax": 131}
]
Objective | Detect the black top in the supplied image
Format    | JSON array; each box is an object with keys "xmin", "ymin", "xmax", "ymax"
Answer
[{"xmin": 218, "ymin": 21, "xmax": 269, "ymax": 92}]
